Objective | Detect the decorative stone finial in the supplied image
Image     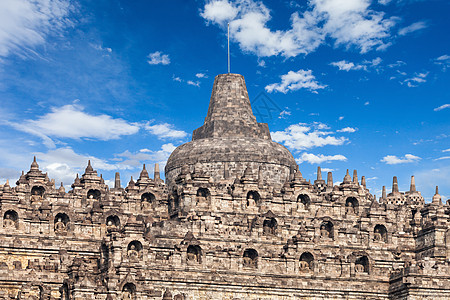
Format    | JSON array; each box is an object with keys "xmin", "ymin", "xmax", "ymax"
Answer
[
  {"xmin": 317, "ymin": 166, "xmax": 322, "ymax": 181},
  {"xmin": 327, "ymin": 172, "xmax": 333, "ymax": 187},
  {"xmin": 392, "ymin": 176, "xmax": 399, "ymax": 193},
  {"xmin": 410, "ymin": 176, "xmax": 416, "ymax": 192},
  {"xmin": 343, "ymin": 169, "xmax": 351, "ymax": 184},
  {"xmin": 31, "ymin": 156, "xmax": 39, "ymax": 170},
  {"xmin": 114, "ymin": 172, "xmax": 121, "ymax": 189},
  {"xmin": 353, "ymin": 170, "xmax": 358, "ymax": 185},
  {"xmin": 154, "ymin": 163, "xmax": 160, "ymax": 180},
  {"xmin": 432, "ymin": 185, "xmax": 442, "ymax": 205},
  {"xmin": 382, "ymin": 186, "xmax": 386, "ymax": 200},
  {"xmin": 139, "ymin": 164, "xmax": 149, "ymax": 179},
  {"xmin": 361, "ymin": 176, "xmax": 366, "ymax": 187},
  {"xmin": 85, "ymin": 160, "xmax": 94, "ymax": 173}
]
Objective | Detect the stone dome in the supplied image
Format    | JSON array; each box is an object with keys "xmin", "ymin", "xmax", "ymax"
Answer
[{"xmin": 165, "ymin": 73, "xmax": 297, "ymax": 187}]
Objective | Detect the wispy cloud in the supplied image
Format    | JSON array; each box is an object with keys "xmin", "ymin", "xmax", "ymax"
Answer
[
  {"xmin": 330, "ymin": 57, "xmax": 382, "ymax": 72},
  {"xmin": 195, "ymin": 73, "xmax": 208, "ymax": 78},
  {"xmin": 0, "ymin": 0, "xmax": 74, "ymax": 58},
  {"xmin": 5, "ymin": 103, "xmax": 140, "ymax": 148},
  {"xmin": 434, "ymin": 54, "xmax": 450, "ymax": 70},
  {"xmin": 381, "ymin": 154, "xmax": 421, "ymax": 164},
  {"xmin": 201, "ymin": 0, "xmax": 397, "ymax": 57},
  {"xmin": 401, "ymin": 72, "xmax": 428, "ymax": 87},
  {"xmin": 144, "ymin": 123, "xmax": 188, "ymax": 139},
  {"xmin": 272, "ymin": 122, "xmax": 348, "ymax": 151},
  {"xmin": 434, "ymin": 104, "xmax": 450, "ymax": 111},
  {"xmin": 187, "ymin": 80, "xmax": 200, "ymax": 87},
  {"xmin": 147, "ymin": 51, "xmax": 170, "ymax": 65},
  {"xmin": 265, "ymin": 69, "xmax": 326, "ymax": 93},
  {"xmin": 398, "ymin": 21, "xmax": 427, "ymax": 36},
  {"xmin": 297, "ymin": 152, "xmax": 347, "ymax": 164}
]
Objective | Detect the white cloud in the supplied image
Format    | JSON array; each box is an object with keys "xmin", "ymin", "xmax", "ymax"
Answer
[
  {"xmin": 297, "ymin": 153, "xmax": 347, "ymax": 164},
  {"xmin": 145, "ymin": 123, "xmax": 188, "ymax": 139},
  {"xmin": 380, "ymin": 154, "xmax": 421, "ymax": 165},
  {"xmin": 187, "ymin": 80, "xmax": 200, "ymax": 87},
  {"xmin": 398, "ymin": 21, "xmax": 427, "ymax": 36},
  {"xmin": 434, "ymin": 104, "xmax": 450, "ymax": 112},
  {"xmin": 321, "ymin": 167, "xmax": 335, "ymax": 172},
  {"xmin": 330, "ymin": 57, "xmax": 382, "ymax": 71},
  {"xmin": 201, "ymin": 0, "xmax": 397, "ymax": 57},
  {"xmin": 201, "ymin": 0, "xmax": 239, "ymax": 24},
  {"xmin": 172, "ymin": 75, "xmax": 182, "ymax": 82},
  {"xmin": 265, "ymin": 69, "xmax": 326, "ymax": 93},
  {"xmin": 279, "ymin": 110, "xmax": 291, "ymax": 119},
  {"xmin": 0, "ymin": 0, "xmax": 74, "ymax": 58},
  {"xmin": 331, "ymin": 60, "xmax": 366, "ymax": 71},
  {"xmin": 272, "ymin": 122, "xmax": 348, "ymax": 151},
  {"xmin": 401, "ymin": 72, "xmax": 428, "ymax": 87},
  {"xmin": 33, "ymin": 147, "xmax": 132, "ymax": 186},
  {"xmin": 118, "ymin": 143, "xmax": 176, "ymax": 168},
  {"xmin": 337, "ymin": 127, "xmax": 357, "ymax": 133},
  {"xmin": 338, "ymin": 116, "xmax": 344, "ymax": 120},
  {"xmin": 7, "ymin": 103, "xmax": 140, "ymax": 148},
  {"xmin": 443, "ymin": 149, "xmax": 450, "ymax": 153},
  {"xmin": 364, "ymin": 101, "xmax": 370, "ymax": 105},
  {"xmin": 434, "ymin": 54, "xmax": 450, "ymax": 70},
  {"xmin": 196, "ymin": 73, "xmax": 208, "ymax": 78},
  {"xmin": 91, "ymin": 44, "xmax": 112, "ymax": 53},
  {"xmin": 434, "ymin": 156, "xmax": 450, "ymax": 161},
  {"xmin": 147, "ymin": 51, "xmax": 170, "ymax": 65}
]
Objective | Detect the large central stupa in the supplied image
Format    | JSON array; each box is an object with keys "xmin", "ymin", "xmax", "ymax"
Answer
[{"xmin": 165, "ymin": 73, "xmax": 297, "ymax": 186}]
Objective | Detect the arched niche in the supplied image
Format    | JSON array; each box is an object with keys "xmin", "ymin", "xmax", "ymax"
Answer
[
  {"xmin": 54, "ymin": 213, "xmax": 70, "ymax": 234},
  {"xmin": 320, "ymin": 220, "xmax": 334, "ymax": 239},
  {"xmin": 3, "ymin": 210, "xmax": 18, "ymax": 229},
  {"xmin": 168, "ymin": 193, "xmax": 180, "ymax": 215},
  {"xmin": 345, "ymin": 197, "xmax": 359, "ymax": 214},
  {"xmin": 141, "ymin": 192, "xmax": 155, "ymax": 210},
  {"xmin": 196, "ymin": 188, "xmax": 210, "ymax": 205},
  {"xmin": 127, "ymin": 241, "xmax": 143, "ymax": 261},
  {"xmin": 243, "ymin": 248, "xmax": 258, "ymax": 268},
  {"xmin": 31, "ymin": 186, "xmax": 45, "ymax": 198},
  {"xmin": 87, "ymin": 189, "xmax": 101, "ymax": 200},
  {"xmin": 187, "ymin": 245, "xmax": 202, "ymax": 263},
  {"xmin": 246, "ymin": 191, "xmax": 260, "ymax": 207},
  {"xmin": 299, "ymin": 252, "xmax": 314, "ymax": 271},
  {"xmin": 297, "ymin": 194, "xmax": 311, "ymax": 210},
  {"xmin": 106, "ymin": 215, "xmax": 120, "ymax": 230},
  {"xmin": 355, "ymin": 255, "xmax": 369, "ymax": 274},
  {"xmin": 263, "ymin": 217, "xmax": 277, "ymax": 235},
  {"xmin": 374, "ymin": 224, "xmax": 388, "ymax": 243},
  {"xmin": 122, "ymin": 283, "xmax": 136, "ymax": 300}
]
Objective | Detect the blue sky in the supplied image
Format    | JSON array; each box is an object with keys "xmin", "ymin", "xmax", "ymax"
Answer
[{"xmin": 0, "ymin": 0, "xmax": 449, "ymax": 201}]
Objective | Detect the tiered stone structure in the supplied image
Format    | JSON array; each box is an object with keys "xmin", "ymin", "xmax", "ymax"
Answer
[{"xmin": 0, "ymin": 73, "xmax": 449, "ymax": 300}]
